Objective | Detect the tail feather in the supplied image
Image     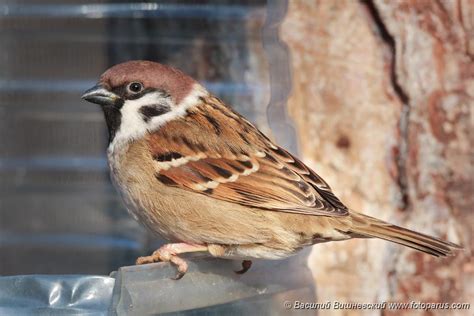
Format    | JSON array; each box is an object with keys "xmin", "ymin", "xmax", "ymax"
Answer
[{"xmin": 348, "ymin": 212, "xmax": 462, "ymax": 257}]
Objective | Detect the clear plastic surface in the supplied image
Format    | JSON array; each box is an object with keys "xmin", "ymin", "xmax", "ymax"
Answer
[
  {"xmin": 0, "ymin": 275, "xmax": 114, "ymax": 315},
  {"xmin": 111, "ymin": 253, "xmax": 314, "ymax": 315}
]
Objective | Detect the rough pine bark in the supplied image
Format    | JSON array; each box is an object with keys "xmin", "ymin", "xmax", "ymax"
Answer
[{"xmin": 281, "ymin": 0, "xmax": 472, "ymax": 315}]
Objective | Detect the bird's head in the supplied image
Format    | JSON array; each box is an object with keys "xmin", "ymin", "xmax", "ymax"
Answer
[{"xmin": 82, "ymin": 60, "xmax": 206, "ymax": 145}]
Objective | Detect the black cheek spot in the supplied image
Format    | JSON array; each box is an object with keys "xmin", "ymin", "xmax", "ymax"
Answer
[
  {"xmin": 140, "ymin": 105, "xmax": 170, "ymax": 122},
  {"xmin": 203, "ymin": 188, "xmax": 213, "ymax": 194}
]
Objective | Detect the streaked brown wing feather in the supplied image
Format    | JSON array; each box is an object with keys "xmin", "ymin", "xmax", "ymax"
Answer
[{"xmin": 147, "ymin": 96, "xmax": 349, "ymax": 217}]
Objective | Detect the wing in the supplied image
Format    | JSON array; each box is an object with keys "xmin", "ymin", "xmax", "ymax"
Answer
[{"xmin": 147, "ymin": 95, "xmax": 349, "ymax": 217}]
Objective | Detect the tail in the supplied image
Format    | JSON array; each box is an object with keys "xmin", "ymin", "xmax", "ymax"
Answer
[{"xmin": 347, "ymin": 212, "xmax": 462, "ymax": 257}]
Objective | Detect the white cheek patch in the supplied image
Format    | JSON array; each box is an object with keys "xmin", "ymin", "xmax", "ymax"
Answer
[
  {"xmin": 108, "ymin": 84, "xmax": 207, "ymax": 153},
  {"xmin": 114, "ymin": 96, "xmax": 153, "ymax": 146}
]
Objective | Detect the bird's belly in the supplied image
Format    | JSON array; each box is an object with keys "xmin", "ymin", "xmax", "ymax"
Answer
[
  {"xmin": 114, "ymin": 175, "xmax": 263, "ymax": 244},
  {"xmin": 110, "ymin": 171, "xmax": 349, "ymax": 259}
]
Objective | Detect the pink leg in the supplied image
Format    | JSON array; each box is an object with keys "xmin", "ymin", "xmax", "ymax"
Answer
[{"xmin": 136, "ymin": 243, "xmax": 208, "ymax": 279}]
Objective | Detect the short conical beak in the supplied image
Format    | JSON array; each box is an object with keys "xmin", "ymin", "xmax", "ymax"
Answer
[{"xmin": 81, "ymin": 84, "xmax": 119, "ymax": 106}]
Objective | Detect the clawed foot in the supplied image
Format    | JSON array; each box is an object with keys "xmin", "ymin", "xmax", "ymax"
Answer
[
  {"xmin": 136, "ymin": 247, "xmax": 188, "ymax": 280},
  {"xmin": 235, "ymin": 260, "xmax": 252, "ymax": 274},
  {"xmin": 136, "ymin": 244, "xmax": 253, "ymax": 279},
  {"xmin": 136, "ymin": 243, "xmax": 208, "ymax": 280}
]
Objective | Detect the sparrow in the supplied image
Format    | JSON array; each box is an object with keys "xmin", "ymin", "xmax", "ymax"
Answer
[{"xmin": 82, "ymin": 60, "xmax": 461, "ymax": 279}]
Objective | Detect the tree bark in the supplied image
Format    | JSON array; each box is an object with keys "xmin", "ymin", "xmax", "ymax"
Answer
[{"xmin": 281, "ymin": 0, "xmax": 472, "ymax": 315}]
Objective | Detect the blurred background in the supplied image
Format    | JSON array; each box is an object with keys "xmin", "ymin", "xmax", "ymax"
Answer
[{"xmin": 0, "ymin": 0, "xmax": 472, "ymax": 315}]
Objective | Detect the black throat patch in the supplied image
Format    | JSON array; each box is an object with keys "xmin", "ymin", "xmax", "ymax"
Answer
[{"xmin": 101, "ymin": 104, "xmax": 122, "ymax": 143}]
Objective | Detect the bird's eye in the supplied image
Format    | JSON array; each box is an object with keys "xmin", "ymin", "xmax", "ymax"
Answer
[{"xmin": 127, "ymin": 82, "xmax": 143, "ymax": 94}]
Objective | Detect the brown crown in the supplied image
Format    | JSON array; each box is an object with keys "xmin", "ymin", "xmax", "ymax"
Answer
[{"xmin": 99, "ymin": 60, "xmax": 197, "ymax": 104}]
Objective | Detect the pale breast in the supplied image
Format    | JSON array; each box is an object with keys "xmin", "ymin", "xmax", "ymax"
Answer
[{"xmin": 107, "ymin": 139, "xmax": 176, "ymax": 239}]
